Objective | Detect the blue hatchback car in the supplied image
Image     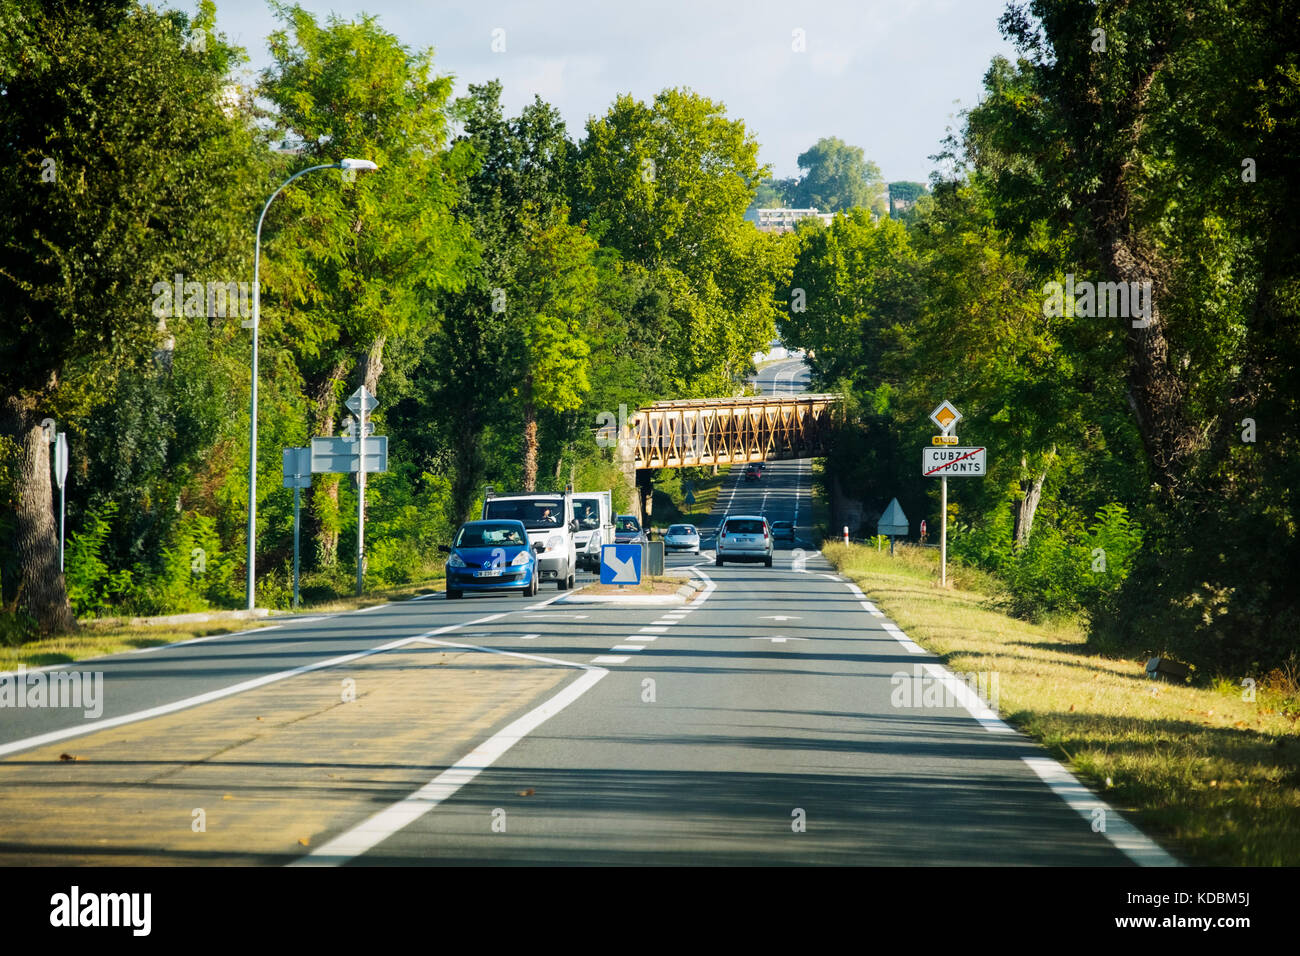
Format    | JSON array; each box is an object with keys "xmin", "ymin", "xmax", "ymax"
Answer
[{"xmin": 441, "ymin": 519, "xmax": 538, "ymax": 599}]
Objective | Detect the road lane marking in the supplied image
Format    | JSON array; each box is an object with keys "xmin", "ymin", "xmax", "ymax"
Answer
[
  {"xmin": 639, "ymin": 626, "xmax": 669, "ymax": 633},
  {"xmin": 1022, "ymin": 757, "xmax": 1180, "ymax": 866},
  {"xmin": 518, "ymin": 634, "xmax": 540, "ymax": 640},
  {"xmin": 591, "ymin": 655, "xmax": 629, "ymax": 664},
  {"xmin": 845, "ymin": 584, "xmax": 866, "ymax": 599},
  {"xmin": 408, "ymin": 592, "xmax": 444, "ymax": 601},
  {"xmin": 860, "ymin": 601, "xmax": 885, "ymax": 617},
  {"xmin": 610, "ymin": 645, "xmax": 644, "ymax": 652},
  {"xmin": 0, "ymin": 612, "xmax": 509, "ymax": 759},
  {"xmin": 294, "ymin": 642, "xmax": 608, "ymax": 866},
  {"xmin": 919, "ymin": 662, "xmax": 1014, "ymax": 734},
  {"xmin": 355, "ymin": 603, "xmax": 391, "ymax": 613},
  {"xmin": 123, "ymin": 624, "xmax": 283, "ymax": 658},
  {"xmin": 625, "ymin": 635, "xmax": 657, "ymax": 642},
  {"xmin": 880, "ymin": 622, "xmax": 927, "ymax": 655}
]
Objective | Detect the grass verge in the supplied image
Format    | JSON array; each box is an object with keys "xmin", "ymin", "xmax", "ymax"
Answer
[
  {"xmin": 821, "ymin": 540, "xmax": 1300, "ymax": 866},
  {"xmin": 651, "ymin": 466, "xmax": 731, "ymax": 528},
  {"xmin": 0, "ymin": 573, "xmax": 446, "ymax": 672}
]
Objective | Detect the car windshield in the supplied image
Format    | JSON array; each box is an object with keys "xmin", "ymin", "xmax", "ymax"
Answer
[
  {"xmin": 617, "ymin": 516, "xmax": 640, "ymax": 532},
  {"xmin": 773, "ymin": 521, "xmax": 792, "ymax": 528},
  {"xmin": 574, "ymin": 500, "xmax": 601, "ymax": 529},
  {"xmin": 725, "ymin": 519, "xmax": 766, "ymax": 535},
  {"xmin": 667, "ymin": 525, "xmax": 694, "ymax": 535},
  {"xmin": 484, "ymin": 499, "xmax": 564, "ymax": 530},
  {"xmin": 455, "ymin": 522, "xmax": 526, "ymax": 548}
]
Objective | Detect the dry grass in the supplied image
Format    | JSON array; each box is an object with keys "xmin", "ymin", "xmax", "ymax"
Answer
[
  {"xmin": 822, "ymin": 541, "xmax": 1300, "ymax": 866},
  {"xmin": 0, "ymin": 575, "xmax": 446, "ymax": 672}
]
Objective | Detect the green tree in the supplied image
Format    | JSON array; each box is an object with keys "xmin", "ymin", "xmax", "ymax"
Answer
[
  {"xmin": 0, "ymin": 0, "xmax": 262, "ymax": 632},
  {"xmin": 791, "ymin": 137, "xmax": 886, "ymax": 216},
  {"xmin": 257, "ymin": 3, "xmax": 475, "ymax": 567}
]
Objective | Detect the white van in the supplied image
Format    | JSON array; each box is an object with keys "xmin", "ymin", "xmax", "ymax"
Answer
[
  {"xmin": 572, "ymin": 491, "xmax": 614, "ymax": 571},
  {"xmin": 481, "ymin": 486, "xmax": 578, "ymax": 589}
]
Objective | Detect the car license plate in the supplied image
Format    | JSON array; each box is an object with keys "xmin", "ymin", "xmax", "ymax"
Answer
[{"xmin": 474, "ymin": 570, "xmax": 502, "ymax": 578}]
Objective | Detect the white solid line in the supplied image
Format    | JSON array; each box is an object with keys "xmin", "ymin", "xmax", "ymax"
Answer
[
  {"xmin": 920, "ymin": 663, "xmax": 1014, "ymax": 734},
  {"xmin": 610, "ymin": 645, "xmax": 644, "ymax": 652},
  {"xmin": 590, "ymin": 655, "xmax": 629, "ymax": 664},
  {"xmin": 881, "ymin": 623, "xmax": 927, "ymax": 655},
  {"xmin": 409, "ymin": 592, "xmax": 444, "ymax": 601},
  {"xmin": 0, "ymin": 633, "xmax": 415, "ymax": 759},
  {"xmin": 295, "ymin": 645, "xmax": 607, "ymax": 866},
  {"xmin": 125, "ymin": 624, "xmax": 283, "ymax": 657},
  {"xmin": 860, "ymin": 600, "xmax": 885, "ymax": 617},
  {"xmin": 845, "ymin": 583, "xmax": 866, "ymax": 599},
  {"xmin": 355, "ymin": 603, "xmax": 391, "ymax": 613},
  {"xmin": 0, "ymin": 613, "xmax": 507, "ymax": 760},
  {"xmin": 1021, "ymin": 757, "xmax": 1180, "ymax": 866},
  {"xmin": 638, "ymin": 626, "xmax": 669, "ymax": 633}
]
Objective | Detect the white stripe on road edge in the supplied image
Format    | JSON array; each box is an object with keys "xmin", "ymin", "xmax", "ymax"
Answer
[
  {"xmin": 920, "ymin": 663, "xmax": 1014, "ymax": 734},
  {"xmin": 639, "ymin": 626, "xmax": 669, "ymax": 634},
  {"xmin": 845, "ymin": 583, "xmax": 866, "ymax": 599},
  {"xmin": 860, "ymin": 601, "xmax": 884, "ymax": 617},
  {"xmin": 0, "ymin": 613, "xmax": 502, "ymax": 759},
  {"xmin": 626, "ymin": 635, "xmax": 658, "ymax": 642},
  {"xmin": 518, "ymin": 634, "xmax": 540, "ymax": 640},
  {"xmin": 355, "ymin": 603, "xmax": 391, "ymax": 613},
  {"xmin": 881, "ymin": 622, "xmax": 927, "ymax": 655},
  {"xmin": 1021, "ymin": 757, "xmax": 1180, "ymax": 867},
  {"xmin": 295, "ymin": 642, "xmax": 608, "ymax": 866},
  {"xmin": 591, "ymin": 655, "xmax": 629, "ymax": 664},
  {"xmin": 409, "ymin": 592, "xmax": 444, "ymax": 601},
  {"xmin": 610, "ymin": 645, "xmax": 644, "ymax": 652},
  {"xmin": 125, "ymin": 624, "xmax": 283, "ymax": 656}
]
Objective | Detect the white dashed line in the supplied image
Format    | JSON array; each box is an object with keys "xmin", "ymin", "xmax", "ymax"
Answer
[
  {"xmin": 610, "ymin": 645, "xmax": 644, "ymax": 652},
  {"xmin": 355, "ymin": 603, "xmax": 391, "ymax": 613},
  {"xmin": 625, "ymin": 635, "xmax": 658, "ymax": 642},
  {"xmin": 591, "ymin": 655, "xmax": 629, "ymax": 664},
  {"xmin": 639, "ymin": 626, "xmax": 669, "ymax": 633}
]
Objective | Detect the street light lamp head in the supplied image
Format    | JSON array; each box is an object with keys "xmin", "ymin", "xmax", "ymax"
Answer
[{"xmin": 339, "ymin": 158, "xmax": 378, "ymax": 172}]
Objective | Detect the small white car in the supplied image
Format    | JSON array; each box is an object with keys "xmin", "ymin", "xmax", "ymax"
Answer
[
  {"xmin": 663, "ymin": 524, "xmax": 701, "ymax": 553},
  {"xmin": 715, "ymin": 515, "xmax": 773, "ymax": 567}
]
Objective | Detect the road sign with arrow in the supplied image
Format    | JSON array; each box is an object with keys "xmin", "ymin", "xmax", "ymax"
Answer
[{"xmin": 600, "ymin": 543, "xmax": 642, "ymax": 585}]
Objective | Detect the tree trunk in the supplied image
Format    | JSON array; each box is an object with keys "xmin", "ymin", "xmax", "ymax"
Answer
[
  {"xmin": 4, "ymin": 398, "xmax": 75, "ymax": 633},
  {"xmin": 305, "ymin": 357, "xmax": 351, "ymax": 568},
  {"xmin": 1012, "ymin": 459, "xmax": 1046, "ymax": 547},
  {"xmin": 522, "ymin": 376, "xmax": 538, "ymax": 492}
]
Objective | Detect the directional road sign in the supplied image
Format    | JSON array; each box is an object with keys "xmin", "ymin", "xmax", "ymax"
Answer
[
  {"xmin": 282, "ymin": 447, "xmax": 312, "ymax": 488},
  {"xmin": 310, "ymin": 435, "xmax": 388, "ymax": 474},
  {"xmin": 923, "ymin": 446, "xmax": 987, "ymax": 477},
  {"xmin": 600, "ymin": 543, "xmax": 642, "ymax": 585},
  {"xmin": 54, "ymin": 432, "xmax": 69, "ymax": 490}
]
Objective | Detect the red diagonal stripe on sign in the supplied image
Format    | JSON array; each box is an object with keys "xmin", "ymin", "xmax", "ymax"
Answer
[{"xmin": 925, "ymin": 447, "xmax": 985, "ymax": 477}]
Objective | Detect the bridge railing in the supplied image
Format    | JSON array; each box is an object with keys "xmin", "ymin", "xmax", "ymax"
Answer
[{"xmin": 629, "ymin": 394, "xmax": 842, "ymax": 469}]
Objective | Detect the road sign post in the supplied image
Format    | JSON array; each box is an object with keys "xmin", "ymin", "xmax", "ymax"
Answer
[
  {"xmin": 282, "ymin": 448, "xmax": 311, "ymax": 608},
  {"xmin": 54, "ymin": 432, "xmax": 68, "ymax": 572},
  {"xmin": 925, "ymin": 402, "xmax": 987, "ymax": 588},
  {"xmin": 877, "ymin": 497, "xmax": 908, "ymax": 557},
  {"xmin": 345, "ymin": 386, "xmax": 378, "ymax": 597}
]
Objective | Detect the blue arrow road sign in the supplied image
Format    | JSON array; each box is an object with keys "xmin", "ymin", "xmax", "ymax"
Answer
[{"xmin": 601, "ymin": 543, "xmax": 642, "ymax": 585}]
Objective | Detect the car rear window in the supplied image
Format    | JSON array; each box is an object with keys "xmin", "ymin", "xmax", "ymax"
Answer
[{"xmin": 725, "ymin": 519, "xmax": 766, "ymax": 535}]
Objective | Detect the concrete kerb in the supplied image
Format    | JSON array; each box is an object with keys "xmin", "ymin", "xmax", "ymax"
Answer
[{"xmin": 555, "ymin": 577, "xmax": 705, "ymax": 606}]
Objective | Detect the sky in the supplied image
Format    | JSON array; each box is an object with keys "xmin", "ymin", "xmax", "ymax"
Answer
[{"xmin": 194, "ymin": 0, "xmax": 1022, "ymax": 185}]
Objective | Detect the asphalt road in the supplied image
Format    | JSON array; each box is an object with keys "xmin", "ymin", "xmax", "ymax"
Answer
[{"xmin": 0, "ymin": 355, "xmax": 1171, "ymax": 866}]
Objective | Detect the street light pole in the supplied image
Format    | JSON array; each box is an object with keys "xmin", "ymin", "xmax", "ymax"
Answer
[{"xmin": 245, "ymin": 159, "xmax": 379, "ymax": 610}]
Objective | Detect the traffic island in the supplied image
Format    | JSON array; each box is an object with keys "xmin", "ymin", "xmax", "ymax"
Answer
[{"xmin": 556, "ymin": 577, "xmax": 704, "ymax": 605}]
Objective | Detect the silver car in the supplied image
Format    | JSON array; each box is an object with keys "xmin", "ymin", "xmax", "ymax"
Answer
[
  {"xmin": 715, "ymin": 515, "xmax": 773, "ymax": 567},
  {"xmin": 663, "ymin": 523, "xmax": 700, "ymax": 553}
]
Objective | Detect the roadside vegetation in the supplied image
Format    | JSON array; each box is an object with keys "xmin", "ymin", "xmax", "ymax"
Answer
[{"xmin": 823, "ymin": 541, "xmax": 1300, "ymax": 866}]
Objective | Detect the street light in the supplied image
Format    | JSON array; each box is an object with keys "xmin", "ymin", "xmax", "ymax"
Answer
[{"xmin": 245, "ymin": 158, "xmax": 379, "ymax": 609}]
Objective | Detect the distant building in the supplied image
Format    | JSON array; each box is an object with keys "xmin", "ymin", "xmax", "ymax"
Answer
[{"xmin": 756, "ymin": 207, "xmax": 834, "ymax": 233}]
